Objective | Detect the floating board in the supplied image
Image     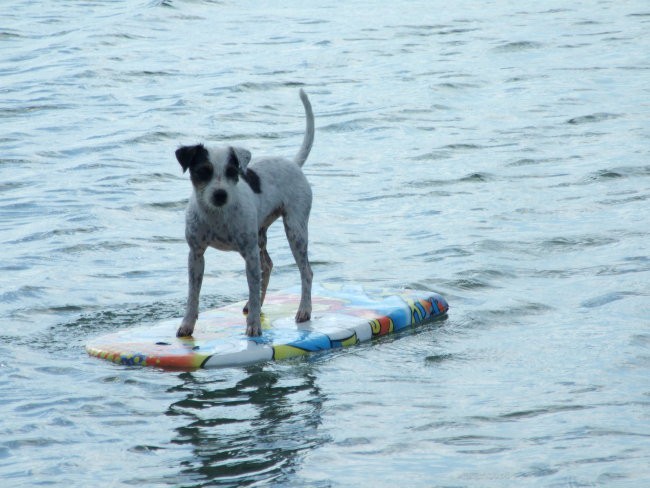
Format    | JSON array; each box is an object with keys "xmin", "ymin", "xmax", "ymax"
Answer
[{"xmin": 86, "ymin": 283, "xmax": 449, "ymax": 370}]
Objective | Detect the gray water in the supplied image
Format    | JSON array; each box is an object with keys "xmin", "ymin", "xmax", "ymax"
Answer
[{"xmin": 1, "ymin": 0, "xmax": 649, "ymax": 486}]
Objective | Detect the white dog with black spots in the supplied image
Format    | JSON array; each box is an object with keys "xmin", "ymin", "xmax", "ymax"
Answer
[{"xmin": 174, "ymin": 90, "xmax": 315, "ymax": 337}]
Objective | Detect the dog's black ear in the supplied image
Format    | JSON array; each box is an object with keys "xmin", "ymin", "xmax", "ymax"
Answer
[
  {"xmin": 176, "ymin": 144, "xmax": 206, "ymax": 173},
  {"xmin": 228, "ymin": 146, "xmax": 252, "ymax": 171}
]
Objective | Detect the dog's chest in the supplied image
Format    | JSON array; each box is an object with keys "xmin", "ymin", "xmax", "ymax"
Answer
[
  {"xmin": 186, "ymin": 201, "xmax": 258, "ymax": 253},
  {"xmin": 187, "ymin": 213, "xmax": 235, "ymax": 248}
]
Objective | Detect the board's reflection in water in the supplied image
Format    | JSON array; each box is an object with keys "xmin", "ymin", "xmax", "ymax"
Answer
[{"xmin": 166, "ymin": 364, "xmax": 327, "ymax": 486}]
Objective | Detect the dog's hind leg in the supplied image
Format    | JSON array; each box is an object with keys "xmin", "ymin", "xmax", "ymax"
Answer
[
  {"xmin": 259, "ymin": 228, "xmax": 273, "ymax": 307},
  {"xmin": 283, "ymin": 216, "xmax": 312, "ymax": 323}
]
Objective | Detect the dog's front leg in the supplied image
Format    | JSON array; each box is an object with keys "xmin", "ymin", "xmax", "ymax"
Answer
[
  {"xmin": 177, "ymin": 247, "xmax": 205, "ymax": 337},
  {"xmin": 243, "ymin": 249, "xmax": 262, "ymax": 337}
]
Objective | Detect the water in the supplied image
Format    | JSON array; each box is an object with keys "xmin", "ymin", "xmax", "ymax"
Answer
[{"xmin": 1, "ymin": 0, "xmax": 649, "ymax": 486}]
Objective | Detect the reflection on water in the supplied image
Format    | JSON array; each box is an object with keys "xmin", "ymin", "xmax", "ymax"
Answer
[{"xmin": 168, "ymin": 366, "xmax": 327, "ymax": 486}]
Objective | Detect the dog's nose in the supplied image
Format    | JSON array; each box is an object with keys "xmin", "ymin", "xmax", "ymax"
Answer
[{"xmin": 212, "ymin": 189, "xmax": 228, "ymax": 207}]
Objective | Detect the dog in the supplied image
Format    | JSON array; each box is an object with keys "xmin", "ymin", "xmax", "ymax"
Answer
[{"xmin": 175, "ymin": 89, "xmax": 314, "ymax": 337}]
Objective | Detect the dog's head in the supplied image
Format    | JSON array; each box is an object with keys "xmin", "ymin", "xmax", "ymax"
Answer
[{"xmin": 176, "ymin": 144, "xmax": 260, "ymax": 209}]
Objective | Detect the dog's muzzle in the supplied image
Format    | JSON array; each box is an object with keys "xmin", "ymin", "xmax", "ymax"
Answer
[{"xmin": 212, "ymin": 189, "xmax": 228, "ymax": 207}]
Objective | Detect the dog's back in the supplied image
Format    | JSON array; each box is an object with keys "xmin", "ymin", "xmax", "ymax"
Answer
[{"xmin": 250, "ymin": 90, "xmax": 313, "ymax": 226}]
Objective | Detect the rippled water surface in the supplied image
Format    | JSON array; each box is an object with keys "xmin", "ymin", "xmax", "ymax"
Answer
[{"xmin": 2, "ymin": 1, "xmax": 649, "ymax": 486}]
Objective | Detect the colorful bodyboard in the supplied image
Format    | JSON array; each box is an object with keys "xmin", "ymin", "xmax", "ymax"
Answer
[{"xmin": 86, "ymin": 283, "xmax": 449, "ymax": 369}]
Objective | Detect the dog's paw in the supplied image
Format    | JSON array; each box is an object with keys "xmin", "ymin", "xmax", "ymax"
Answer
[
  {"xmin": 295, "ymin": 309, "xmax": 311, "ymax": 323},
  {"xmin": 246, "ymin": 323, "xmax": 262, "ymax": 337},
  {"xmin": 176, "ymin": 322, "xmax": 195, "ymax": 337}
]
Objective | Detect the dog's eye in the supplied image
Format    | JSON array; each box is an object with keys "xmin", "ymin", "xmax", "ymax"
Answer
[
  {"xmin": 193, "ymin": 166, "xmax": 213, "ymax": 181},
  {"xmin": 225, "ymin": 165, "xmax": 239, "ymax": 180}
]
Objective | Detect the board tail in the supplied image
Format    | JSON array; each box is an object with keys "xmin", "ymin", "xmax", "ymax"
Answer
[{"xmin": 294, "ymin": 89, "xmax": 314, "ymax": 168}]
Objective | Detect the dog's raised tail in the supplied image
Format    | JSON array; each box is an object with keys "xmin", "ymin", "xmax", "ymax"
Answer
[{"xmin": 294, "ymin": 89, "xmax": 314, "ymax": 168}]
